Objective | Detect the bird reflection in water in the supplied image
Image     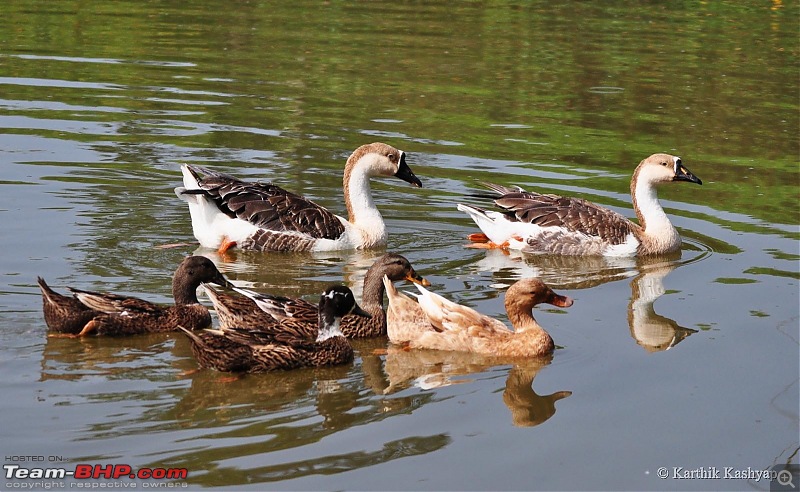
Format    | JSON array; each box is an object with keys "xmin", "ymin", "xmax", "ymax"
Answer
[
  {"xmin": 378, "ymin": 346, "xmax": 571, "ymax": 427},
  {"xmin": 470, "ymin": 249, "xmax": 698, "ymax": 352}
]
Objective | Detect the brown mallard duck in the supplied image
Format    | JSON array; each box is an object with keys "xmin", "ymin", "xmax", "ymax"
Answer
[
  {"xmin": 385, "ymin": 277, "xmax": 573, "ymax": 358},
  {"xmin": 37, "ymin": 277, "xmax": 100, "ymax": 334},
  {"xmin": 180, "ymin": 285, "xmax": 370, "ymax": 373},
  {"xmin": 40, "ymin": 256, "xmax": 232, "ymax": 337},
  {"xmin": 205, "ymin": 253, "xmax": 429, "ymax": 338}
]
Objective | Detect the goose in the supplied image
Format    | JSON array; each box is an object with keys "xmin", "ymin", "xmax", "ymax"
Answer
[
  {"xmin": 384, "ymin": 276, "xmax": 573, "ymax": 358},
  {"xmin": 204, "ymin": 253, "xmax": 429, "ymax": 338},
  {"xmin": 41, "ymin": 256, "xmax": 232, "ymax": 336},
  {"xmin": 458, "ymin": 153, "xmax": 702, "ymax": 256},
  {"xmin": 175, "ymin": 142, "xmax": 422, "ymax": 253},
  {"xmin": 179, "ymin": 285, "xmax": 370, "ymax": 373}
]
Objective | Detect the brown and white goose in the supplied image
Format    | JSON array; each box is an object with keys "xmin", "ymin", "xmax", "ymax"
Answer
[
  {"xmin": 175, "ymin": 142, "xmax": 422, "ymax": 253},
  {"xmin": 384, "ymin": 276, "xmax": 573, "ymax": 358},
  {"xmin": 457, "ymin": 154, "xmax": 702, "ymax": 256}
]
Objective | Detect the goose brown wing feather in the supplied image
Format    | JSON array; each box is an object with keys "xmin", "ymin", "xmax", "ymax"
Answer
[
  {"xmin": 494, "ymin": 192, "xmax": 635, "ymax": 244},
  {"xmin": 186, "ymin": 165, "xmax": 346, "ymax": 240}
]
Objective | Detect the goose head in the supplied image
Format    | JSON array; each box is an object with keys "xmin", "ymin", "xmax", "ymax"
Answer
[
  {"xmin": 348, "ymin": 142, "xmax": 422, "ymax": 188},
  {"xmin": 635, "ymin": 154, "xmax": 702, "ymax": 187}
]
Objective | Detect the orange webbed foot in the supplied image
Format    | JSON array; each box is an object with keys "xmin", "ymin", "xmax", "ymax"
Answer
[
  {"xmin": 218, "ymin": 237, "xmax": 237, "ymax": 254},
  {"xmin": 467, "ymin": 232, "xmax": 490, "ymax": 243}
]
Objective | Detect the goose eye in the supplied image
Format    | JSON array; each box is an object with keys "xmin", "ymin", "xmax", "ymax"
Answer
[{"xmin": 387, "ymin": 153, "xmax": 397, "ymax": 162}]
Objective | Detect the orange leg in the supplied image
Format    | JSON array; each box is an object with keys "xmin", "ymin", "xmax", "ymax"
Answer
[
  {"xmin": 467, "ymin": 232, "xmax": 490, "ymax": 243},
  {"xmin": 218, "ymin": 236, "xmax": 237, "ymax": 254},
  {"xmin": 465, "ymin": 240, "xmax": 510, "ymax": 250},
  {"xmin": 77, "ymin": 320, "xmax": 99, "ymax": 337}
]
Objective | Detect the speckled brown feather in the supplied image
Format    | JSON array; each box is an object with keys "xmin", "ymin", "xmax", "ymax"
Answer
[
  {"xmin": 37, "ymin": 277, "xmax": 99, "ymax": 334},
  {"xmin": 209, "ymin": 253, "xmax": 428, "ymax": 338},
  {"xmin": 180, "ymin": 285, "xmax": 361, "ymax": 373},
  {"xmin": 56, "ymin": 256, "xmax": 230, "ymax": 336}
]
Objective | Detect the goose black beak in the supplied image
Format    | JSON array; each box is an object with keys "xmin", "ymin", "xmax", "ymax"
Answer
[
  {"xmin": 673, "ymin": 160, "xmax": 702, "ymax": 185},
  {"xmin": 394, "ymin": 152, "xmax": 423, "ymax": 188}
]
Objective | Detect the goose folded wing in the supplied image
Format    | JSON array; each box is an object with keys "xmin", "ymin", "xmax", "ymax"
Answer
[
  {"xmin": 494, "ymin": 192, "xmax": 635, "ymax": 243},
  {"xmin": 186, "ymin": 166, "xmax": 346, "ymax": 240}
]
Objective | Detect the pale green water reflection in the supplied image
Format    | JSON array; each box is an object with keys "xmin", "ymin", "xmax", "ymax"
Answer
[{"xmin": 1, "ymin": 1, "xmax": 797, "ymax": 490}]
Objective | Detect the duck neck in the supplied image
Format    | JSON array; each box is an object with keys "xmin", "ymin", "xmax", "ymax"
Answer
[
  {"xmin": 360, "ymin": 266, "xmax": 387, "ymax": 309},
  {"xmin": 343, "ymin": 161, "xmax": 387, "ymax": 246},
  {"xmin": 172, "ymin": 275, "xmax": 200, "ymax": 306},
  {"xmin": 505, "ymin": 299, "xmax": 543, "ymax": 334},
  {"xmin": 317, "ymin": 315, "xmax": 343, "ymax": 342}
]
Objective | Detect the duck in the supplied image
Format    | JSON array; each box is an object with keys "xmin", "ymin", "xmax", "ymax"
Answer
[
  {"xmin": 37, "ymin": 277, "xmax": 100, "ymax": 334},
  {"xmin": 206, "ymin": 253, "xmax": 429, "ymax": 338},
  {"xmin": 457, "ymin": 153, "xmax": 702, "ymax": 256},
  {"xmin": 40, "ymin": 256, "xmax": 232, "ymax": 337},
  {"xmin": 179, "ymin": 285, "xmax": 370, "ymax": 373},
  {"xmin": 174, "ymin": 142, "xmax": 423, "ymax": 253},
  {"xmin": 384, "ymin": 276, "xmax": 573, "ymax": 358}
]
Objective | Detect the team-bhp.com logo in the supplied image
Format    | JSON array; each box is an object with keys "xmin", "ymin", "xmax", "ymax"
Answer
[{"xmin": 5, "ymin": 463, "xmax": 188, "ymax": 480}]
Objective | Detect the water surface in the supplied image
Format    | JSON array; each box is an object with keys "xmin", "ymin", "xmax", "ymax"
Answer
[{"xmin": 1, "ymin": 1, "xmax": 798, "ymax": 490}]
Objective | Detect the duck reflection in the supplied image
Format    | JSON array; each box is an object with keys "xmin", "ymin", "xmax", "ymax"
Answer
[
  {"xmin": 469, "ymin": 251, "xmax": 697, "ymax": 352},
  {"xmin": 379, "ymin": 346, "xmax": 571, "ymax": 427}
]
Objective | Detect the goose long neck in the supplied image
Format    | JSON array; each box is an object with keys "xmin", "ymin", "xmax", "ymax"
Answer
[
  {"xmin": 630, "ymin": 169, "xmax": 673, "ymax": 236},
  {"xmin": 343, "ymin": 161, "xmax": 386, "ymax": 240}
]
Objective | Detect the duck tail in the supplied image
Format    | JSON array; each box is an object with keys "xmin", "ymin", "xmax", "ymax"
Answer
[{"xmin": 177, "ymin": 325, "xmax": 204, "ymax": 346}]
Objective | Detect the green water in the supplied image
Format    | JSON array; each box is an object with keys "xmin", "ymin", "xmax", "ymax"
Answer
[{"xmin": 1, "ymin": 1, "xmax": 797, "ymax": 490}]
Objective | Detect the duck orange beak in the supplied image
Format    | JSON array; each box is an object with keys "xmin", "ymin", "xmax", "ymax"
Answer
[
  {"xmin": 548, "ymin": 293, "xmax": 574, "ymax": 308},
  {"xmin": 405, "ymin": 270, "xmax": 431, "ymax": 287}
]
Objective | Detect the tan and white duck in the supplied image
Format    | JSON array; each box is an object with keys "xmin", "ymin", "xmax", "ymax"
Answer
[
  {"xmin": 180, "ymin": 285, "xmax": 370, "ymax": 373},
  {"xmin": 458, "ymin": 153, "xmax": 702, "ymax": 256},
  {"xmin": 384, "ymin": 276, "xmax": 573, "ymax": 358},
  {"xmin": 175, "ymin": 142, "xmax": 422, "ymax": 253},
  {"xmin": 205, "ymin": 253, "xmax": 429, "ymax": 338},
  {"xmin": 40, "ymin": 256, "xmax": 232, "ymax": 336}
]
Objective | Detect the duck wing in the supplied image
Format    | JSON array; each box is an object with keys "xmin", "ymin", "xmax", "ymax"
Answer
[
  {"xmin": 68, "ymin": 287, "xmax": 162, "ymax": 316},
  {"xmin": 182, "ymin": 165, "xmax": 346, "ymax": 240},
  {"xmin": 414, "ymin": 284, "xmax": 509, "ymax": 336},
  {"xmin": 242, "ymin": 291, "xmax": 318, "ymax": 324}
]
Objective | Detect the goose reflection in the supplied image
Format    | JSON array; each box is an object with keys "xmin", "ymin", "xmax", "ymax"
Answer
[
  {"xmin": 628, "ymin": 262, "xmax": 697, "ymax": 352},
  {"xmin": 468, "ymin": 251, "xmax": 697, "ymax": 352},
  {"xmin": 379, "ymin": 346, "xmax": 571, "ymax": 427}
]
